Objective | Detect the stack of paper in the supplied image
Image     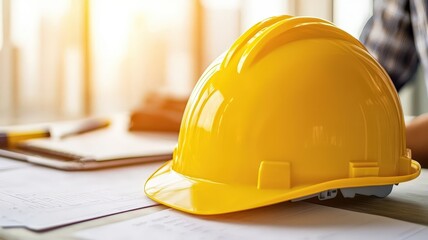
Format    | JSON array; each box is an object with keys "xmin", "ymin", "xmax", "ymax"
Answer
[
  {"xmin": 0, "ymin": 161, "xmax": 162, "ymax": 231},
  {"xmin": 0, "ymin": 157, "xmax": 29, "ymax": 171},
  {"xmin": 75, "ymin": 202, "xmax": 428, "ymax": 240}
]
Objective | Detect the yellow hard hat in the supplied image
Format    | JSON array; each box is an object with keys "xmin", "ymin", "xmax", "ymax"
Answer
[{"xmin": 145, "ymin": 15, "xmax": 421, "ymax": 215}]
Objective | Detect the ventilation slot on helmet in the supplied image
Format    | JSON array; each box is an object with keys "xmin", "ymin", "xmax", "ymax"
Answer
[
  {"xmin": 349, "ymin": 162, "xmax": 379, "ymax": 178},
  {"xmin": 257, "ymin": 161, "xmax": 291, "ymax": 189},
  {"xmin": 398, "ymin": 149, "xmax": 412, "ymax": 175}
]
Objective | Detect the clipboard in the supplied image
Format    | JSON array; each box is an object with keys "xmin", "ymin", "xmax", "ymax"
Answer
[
  {"xmin": 0, "ymin": 148, "xmax": 172, "ymax": 170},
  {"xmin": 0, "ymin": 115, "xmax": 177, "ymax": 170}
]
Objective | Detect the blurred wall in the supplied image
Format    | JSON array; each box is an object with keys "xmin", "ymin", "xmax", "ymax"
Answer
[{"xmin": 4, "ymin": 0, "xmax": 423, "ymax": 124}]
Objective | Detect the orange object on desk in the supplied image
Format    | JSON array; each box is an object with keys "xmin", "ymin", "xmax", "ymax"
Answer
[{"xmin": 129, "ymin": 93, "xmax": 187, "ymax": 132}]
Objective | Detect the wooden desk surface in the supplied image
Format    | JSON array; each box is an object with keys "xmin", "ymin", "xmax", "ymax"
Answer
[
  {"xmin": 1, "ymin": 168, "xmax": 427, "ymax": 240},
  {"xmin": 311, "ymin": 168, "xmax": 428, "ymax": 226}
]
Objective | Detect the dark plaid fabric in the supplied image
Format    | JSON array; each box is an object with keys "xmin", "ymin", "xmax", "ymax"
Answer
[{"xmin": 360, "ymin": 0, "xmax": 428, "ymax": 91}]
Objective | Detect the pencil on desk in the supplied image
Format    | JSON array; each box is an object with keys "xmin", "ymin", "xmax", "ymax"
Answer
[
  {"xmin": 58, "ymin": 118, "xmax": 110, "ymax": 139},
  {"xmin": 0, "ymin": 118, "xmax": 110, "ymax": 148},
  {"xmin": 0, "ymin": 129, "xmax": 51, "ymax": 148}
]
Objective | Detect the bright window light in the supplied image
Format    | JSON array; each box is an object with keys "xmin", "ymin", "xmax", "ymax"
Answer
[
  {"xmin": 0, "ymin": 0, "xmax": 3, "ymax": 51},
  {"xmin": 333, "ymin": 0, "xmax": 373, "ymax": 38}
]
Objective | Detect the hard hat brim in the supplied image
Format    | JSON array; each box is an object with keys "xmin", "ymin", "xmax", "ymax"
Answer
[{"xmin": 144, "ymin": 160, "xmax": 421, "ymax": 215}]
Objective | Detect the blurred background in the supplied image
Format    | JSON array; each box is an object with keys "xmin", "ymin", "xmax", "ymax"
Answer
[{"xmin": 0, "ymin": 0, "xmax": 425, "ymax": 125}]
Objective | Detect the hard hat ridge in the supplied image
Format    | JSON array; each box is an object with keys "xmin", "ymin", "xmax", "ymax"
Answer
[
  {"xmin": 222, "ymin": 16, "xmax": 365, "ymax": 73},
  {"xmin": 145, "ymin": 15, "xmax": 421, "ymax": 215}
]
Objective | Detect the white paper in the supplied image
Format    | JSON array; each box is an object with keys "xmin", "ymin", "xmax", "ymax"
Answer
[
  {"xmin": 0, "ymin": 161, "xmax": 163, "ymax": 230},
  {"xmin": 0, "ymin": 157, "xmax": 30, "ymax": 171},
  {"xmin": 75, "ymin": 202, "xmax": 428, "ymax": 240},
  {"xmin": 22, "ymin": 130, "xmax": 177, "ymax": 161}
]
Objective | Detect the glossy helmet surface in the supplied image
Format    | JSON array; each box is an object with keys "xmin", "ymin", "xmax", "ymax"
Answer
[{"xmin": 145, "ymin": 16, "xmax": 421, "ymax": 215}]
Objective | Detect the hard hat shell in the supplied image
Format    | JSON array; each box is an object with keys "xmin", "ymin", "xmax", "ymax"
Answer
[{"xmin": 145, "ymin": 16, "xmax": 421, "ymax": 215}]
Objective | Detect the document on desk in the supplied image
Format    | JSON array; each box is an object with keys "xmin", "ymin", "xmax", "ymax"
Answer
[
  {"xmin": 75, "ymin": 202, "xmax": 428, "ymax": 240},
  {"xmin": 19, "ymin": 130, "xmax": 177, "ymax": 161},
  {"xmin": 0, "ymin": 161, "xmax": 163, "ymax": 231},
  {"xmin": 0, "ymin": 156, "xmax": 29, "ymax": 171}
]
